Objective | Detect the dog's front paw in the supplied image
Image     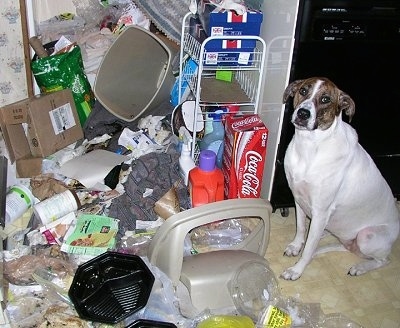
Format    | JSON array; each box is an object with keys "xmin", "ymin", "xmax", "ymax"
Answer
[
  {"xmin": 280, "ymin": 267, "xmax": 303, "ymax": 281},
  {"xmin": 284, "ymin": 243, "xmax": 302, "ymax": 256},
  {"xmin": 348, "ymin": 259, "xmax": 389, "ymax": 276},
  {"xmin": 348, "ymin": 265, "xmax": 367, "ymax": 276}
]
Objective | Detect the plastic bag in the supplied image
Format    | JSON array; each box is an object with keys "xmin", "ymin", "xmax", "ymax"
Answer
[
  {"xmin": 190, "ymin": 218, "xmax": 255, "ymax": 253},
  {"xmin": 31, "ymin": 45, "xmax": 95, "ymax": 126},
  {"xmin": 197, "ymin": 314, "xmax": 255, "ymax": 328}
]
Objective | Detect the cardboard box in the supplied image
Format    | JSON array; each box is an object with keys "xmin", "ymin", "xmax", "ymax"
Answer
[
  {"xmin": 202, "ymin": 40, "xmax": 255, "ymax": 66},
  {"xmin": 222, "ymin": 114, "xmax": 268, "ymax": 199},
  {"xmin": 197, "ymin": 0, "xmax": 263, "ymax": 37},
  {"xmin": 0, "ymin": 89, "xmax": 83, "ymax": 177},
  {"xmin": 189, "ymin": 17, "xmax": 255, "ymax": 66}
]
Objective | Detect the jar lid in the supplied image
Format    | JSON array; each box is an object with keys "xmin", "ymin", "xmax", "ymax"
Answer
[{"xmin": 230, "ymin": 260, "xmax": 279, "ymax": 321}]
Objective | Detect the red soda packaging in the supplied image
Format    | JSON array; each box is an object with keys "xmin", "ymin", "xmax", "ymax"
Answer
[{"xmin": 222, "ymin": 114, "xmax": 268, "ymax": 199}]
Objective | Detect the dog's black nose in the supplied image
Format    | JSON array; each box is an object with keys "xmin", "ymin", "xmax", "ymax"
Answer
[{"xmin": 297, "ymin": 108, "xmax": 310, "ymax": 120}]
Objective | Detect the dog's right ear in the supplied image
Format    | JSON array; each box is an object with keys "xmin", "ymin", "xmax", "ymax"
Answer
[
  {"xmin": 339, "ymin": 91, "xmax": 356, "ymax": 122},
  {"xmin": 283, "ymin": 79, "xmax": 305, "ymax": 104}
]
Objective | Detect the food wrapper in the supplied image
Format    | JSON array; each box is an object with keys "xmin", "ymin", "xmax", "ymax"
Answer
[
  {"xmin": 40, "ymin": 212, "xmax": 76, "ymax": 245},
  {"xmin": 258, "ymin": 305, "xmax": 292, "ymax": 328},
  {"xmin": 61, "ymin": 214, "xmax": 119, "ymax": 256}
]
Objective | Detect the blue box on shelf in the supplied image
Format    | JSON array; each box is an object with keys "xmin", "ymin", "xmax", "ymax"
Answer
[
  {"xmin": 203, "ymin": 40, "xmax": 255, "ymax": 66},
  {"xmin": 189, "ymin": 17, "xmax": 255, "ymax": 66},
  {"xmin": 196, "ymin": 0, "xmax": 263, "ymax": 37}
]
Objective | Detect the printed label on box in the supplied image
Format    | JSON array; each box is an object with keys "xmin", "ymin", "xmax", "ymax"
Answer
[
  {"xmin": 206, "ymin": 52, "xmax": 219, "ymax": 65},
  {"xmin": 211, "ymin": 26, "xmax": 224, "ymax": 36},
  {"xmin": 238, "ymin": 52, "xmax": 251, "ymax": 65},
  {"xmin": 49, "ymin": 102, "xmax": 77, "ymax": 135}
]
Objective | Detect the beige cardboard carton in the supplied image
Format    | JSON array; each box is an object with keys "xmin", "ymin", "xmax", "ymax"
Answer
[{"xmin": 0, "ymin": 89, "xmax": 83, "ymax": 177}]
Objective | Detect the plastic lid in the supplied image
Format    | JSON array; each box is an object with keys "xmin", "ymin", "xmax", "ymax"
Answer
[
  {"xmin": 199, "ymin": 150, "xmax": 216, "ymax": 172},
  {"xmin": 230, "ymin": 260, "xmax": 279, "ymax": 321},
  {"xmin": 209, "ymin": 109, "xmax": 225, "ymax": 121},
  {"xmin": 321, "ymin": 313, "xmax": 363, "ymax": 327}
]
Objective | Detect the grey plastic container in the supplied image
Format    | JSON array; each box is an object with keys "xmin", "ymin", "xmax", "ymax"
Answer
[
  {"xmin": 94, "ymin": 26, "xmax": 176, "ymax": 122},
  {"xmin": 147, "ymin": 198, "xmax": 272, "ymax": 312}
]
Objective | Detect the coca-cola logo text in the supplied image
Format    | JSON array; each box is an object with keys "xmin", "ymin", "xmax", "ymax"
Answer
[
  {"xmin": 241, "ymin": 150, "xmax": 262, "ymax": 196},
  {"xmin": 232, "ymin": 116, "xmax": 260, "ymax": 130}
]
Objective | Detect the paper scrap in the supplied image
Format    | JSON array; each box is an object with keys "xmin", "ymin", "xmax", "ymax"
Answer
[{"xmin": 60, "ymin": 149, "xmax": 128, "ymax": 189}]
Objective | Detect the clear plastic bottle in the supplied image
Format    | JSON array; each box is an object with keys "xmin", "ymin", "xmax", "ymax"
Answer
[{"xmin": 188, "ymin": 150, "xmax": 224, "ymax": 207}]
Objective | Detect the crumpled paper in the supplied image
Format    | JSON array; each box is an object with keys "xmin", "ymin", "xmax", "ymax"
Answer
[
  {"xmin": 118, "ymin": 126, "xmax": 165, "ymax": 159},
  {"xmin": 154, "ymin": 185, "xmax": 180, "ymax": 219},
  {"xmin": 30, "ymin": 174, "xmax": 69, "ymax": 201}
]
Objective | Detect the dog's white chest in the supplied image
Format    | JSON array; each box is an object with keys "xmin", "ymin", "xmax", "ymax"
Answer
[
  {"xmin": 285, "ymin": 133, "xmax": 325, "ymax": 183},
  {"xmin": 284, "ymin": 125, "xmax": 353, "ymax": 216},
  {"xmin": 284, "ymin": 140, "xmax": 317, "ymax": 214}
]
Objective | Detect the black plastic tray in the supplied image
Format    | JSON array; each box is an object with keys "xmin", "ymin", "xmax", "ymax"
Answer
[
  {"xmin": 68, "ymin": 251, "xmax": 155, "ymax": 324},
  {"xmin": 126, "ymin": 319, "xmax": 177, "ymax": 328}
]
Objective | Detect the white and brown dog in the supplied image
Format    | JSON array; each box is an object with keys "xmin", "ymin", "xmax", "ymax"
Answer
[{"xmin": 281, "ymin": 77, "xmax": 400, "ymax": 280}]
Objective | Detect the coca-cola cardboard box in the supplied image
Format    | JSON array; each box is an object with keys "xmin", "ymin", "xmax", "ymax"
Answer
[{"xmin": 222, "ymin": 114, "xmax": 268, "ymax": 199}]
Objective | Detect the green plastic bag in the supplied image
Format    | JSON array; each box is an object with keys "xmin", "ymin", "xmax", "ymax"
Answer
[{"xmin": 31, "ymin": 45, "xmax": 95, "ymax": 126}]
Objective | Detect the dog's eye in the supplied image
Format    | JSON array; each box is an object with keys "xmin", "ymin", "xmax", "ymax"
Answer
[
  {"xmin": 299, "ymin": 87, "xmax": 307, "ymax": 96},
  {"xmin": 321, "ymin": 96, "xmax": 331, "ymax": 104}
]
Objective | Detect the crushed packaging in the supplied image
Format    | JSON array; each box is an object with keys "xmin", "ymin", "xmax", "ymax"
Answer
[{"xmin": 40, "ymin": 212, "xmax": 76, "ymax": 245}]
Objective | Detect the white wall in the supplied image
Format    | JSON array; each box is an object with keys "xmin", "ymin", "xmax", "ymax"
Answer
[
  {"xmin": 31, "ymin": 0, "xmax": 77, "ymax": 26},
  {"xmin": 258, "ymin": 0, "xmax": 299, "ymax": 200}
]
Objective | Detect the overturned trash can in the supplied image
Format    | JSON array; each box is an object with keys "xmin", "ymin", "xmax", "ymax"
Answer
[{"xmin": 94, "ymin": 26, "xmax": 176, "ymax": 122}]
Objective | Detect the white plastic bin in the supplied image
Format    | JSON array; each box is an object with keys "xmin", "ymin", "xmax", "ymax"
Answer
[{"xmin": 94, "ymin": 26, "xmax": 176, "ymax": 122}]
